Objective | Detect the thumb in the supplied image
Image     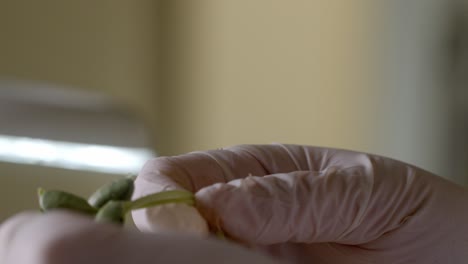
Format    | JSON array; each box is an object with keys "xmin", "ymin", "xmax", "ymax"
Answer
[{"xmin": 195, "ymin": 165, "xmax": 431, "ymax": 246}]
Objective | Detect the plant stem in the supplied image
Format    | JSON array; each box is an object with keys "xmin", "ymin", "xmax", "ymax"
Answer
[{"xmin": 123, "ymin": 190, "xmax": 195, "ymax": 213}]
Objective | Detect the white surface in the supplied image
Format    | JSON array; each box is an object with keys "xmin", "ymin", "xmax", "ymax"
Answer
[{"xmin": 0, "ymin": 135, "xmax": 154, "ymax": 174}]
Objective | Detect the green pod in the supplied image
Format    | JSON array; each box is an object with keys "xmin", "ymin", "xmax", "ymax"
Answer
[
  {"xmin": 88, "ymin": 176, "xmax": 135, "ymax": 208},
  {"xmin": 95, "ymin": 200, "xmax": 126, "ymax": 225},
  {"xmin": 38, "ymin": 188, "xmax": 97, "ymax": 215}
]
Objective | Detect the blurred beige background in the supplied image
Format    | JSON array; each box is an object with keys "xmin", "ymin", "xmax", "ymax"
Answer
[{"xmin": 0, "ymin": 0, "xmax": 466, "ymax": 222}]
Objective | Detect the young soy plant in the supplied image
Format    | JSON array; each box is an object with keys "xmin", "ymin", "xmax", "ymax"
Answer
[{"xmin": 37, "ymin": 176, "xmax": 213, "ymax": 237}]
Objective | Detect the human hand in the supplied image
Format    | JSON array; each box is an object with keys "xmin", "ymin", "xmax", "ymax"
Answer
[
  {"xmin": 132, "ymin": 144, "xmax": 468, "ymax": 264},
  {"xmin": 0, "ymin": 210, "xmax": 277, "ymax": 264}
]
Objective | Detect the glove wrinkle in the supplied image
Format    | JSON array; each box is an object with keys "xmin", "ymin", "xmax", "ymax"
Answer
[
  {"xmin": 333, "ymin": 167, "xmax": 374, "ymax": 243},
  {"xmin": 191, "ymin": 150, "xmax": 235, "ymax": 184},
  {"xmin": 233, "ymin": 147, "xmax": 271, "ymax": 175},
  {"xmin": 275, "ymin": 144, "xmax": 303, "ymax": 171}
]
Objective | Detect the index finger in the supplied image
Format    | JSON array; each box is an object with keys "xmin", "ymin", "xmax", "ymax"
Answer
[{"xmin": 133, "ymin": 144, "xmax": 365, "ymax": 196}]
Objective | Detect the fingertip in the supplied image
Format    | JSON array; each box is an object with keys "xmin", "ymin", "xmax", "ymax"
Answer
[
  {"xmin": 195, "ymin": 180, "xmax": 265, "ymax": 244},
  {"xmin": 194, "ymin": 182, "xmax": 227, "ymax": 228}
]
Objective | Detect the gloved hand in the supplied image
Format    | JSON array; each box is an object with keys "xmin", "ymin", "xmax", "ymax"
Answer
[
  {"xmin": 132, "ymin": 144, "xmax": 468, "ymax": 264},
  {"xmin": 0, "ymin": 211, "xmax": 277, "ymax": 264}
]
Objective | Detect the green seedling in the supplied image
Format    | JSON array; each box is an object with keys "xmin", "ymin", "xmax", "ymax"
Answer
[
  {"xmin": 95, "ymin": 200, "xmax": 127, "ymax": 225},
  {"xmin": 36, "ymin": 177, "xmax": 217, "ymax": 238},
  {"xmin": 38, "ymin": 188, "xmax": 97, "ymax": 215},
  {"xmin": 88, "ymin": 176, "xmax": 135, "ymax": 208}
]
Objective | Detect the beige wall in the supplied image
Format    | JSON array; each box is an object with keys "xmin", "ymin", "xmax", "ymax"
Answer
[
  {"xmin": 0, "ymin": 0, "xmax": 160, "ymax": 139},
  {"xmin": 156, "ymin": 0, "xmax": 376, "ymax": 155}
]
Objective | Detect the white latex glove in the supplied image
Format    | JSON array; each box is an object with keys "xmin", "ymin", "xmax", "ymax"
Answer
[
  {"xmin": 0, "ymin": 211, "xmax": 277, "ymax": 264},
  {"xmin": 132, "ymin": 144, "xmax": 468, "ymax": 264}
]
